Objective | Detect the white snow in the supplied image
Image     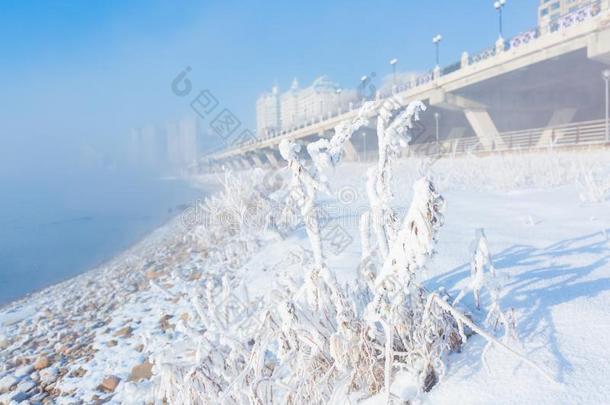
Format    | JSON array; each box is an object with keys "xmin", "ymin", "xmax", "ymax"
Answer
[{"xmin": 0, "ymin": 149, "xmax": 608, "ymax": 404}]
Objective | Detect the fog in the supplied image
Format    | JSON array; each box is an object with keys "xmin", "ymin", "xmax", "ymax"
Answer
[{"xmin": 0, "ymin": 1, "xmax": 538, "ymax": 180}]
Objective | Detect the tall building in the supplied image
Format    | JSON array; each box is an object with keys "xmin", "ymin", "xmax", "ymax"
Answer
[
  {"xmin": 296, "ymin": 75, "xmax": 343, "ymax": 124},
  {"xmin": 128, "ymin": 116, "xmax": 199, "ymax": 174},
  {"xmin": 166, "ymin": 117, "xmax": 199, "ymax": 174},
  {"xmin": 280, "ymin": 79, "xmax": 300, "ymax": 130},
  {"xmin": 137, "ymin": 124, "xmax": 164, "ymax": 170},
  {"xmin": 538, "ymin": 0, "xmax": 590, "ymax": 29},
  {"xmin": 256, "ymin": 75, "xmax": 357, "ymax": 136},
  {"xmin": 256, "ymin": 84, "xmax": 281, "ymax": 137}
]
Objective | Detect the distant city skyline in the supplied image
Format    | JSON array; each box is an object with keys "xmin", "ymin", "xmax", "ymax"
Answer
[
  {"xmin": 256, "ymin": 76, "xmax": 359, "ymax": 136},
  {"xmin": 129, "ymin": 116, "xmax": 212, "ymax": 174}
]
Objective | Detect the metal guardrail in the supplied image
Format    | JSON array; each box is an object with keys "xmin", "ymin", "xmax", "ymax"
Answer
[
  {"xmin": 410, "ymin": 119, "xmax": 609, "ymax": 157},
  {"xmin": 195, "ymin": 119, "xmax": 608, "ymax": 171}
]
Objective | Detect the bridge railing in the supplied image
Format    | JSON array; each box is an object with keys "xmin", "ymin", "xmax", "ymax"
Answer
[
  {"xmin": 548, "ymin": 0, "xmax": 602, "ymax": 34},
  {"xmin": 507, "ymin": 27, "xmax": 540, "ymax": 50},
  {"xmin": 409, "ymin": 119, "xmax": 609, "ymax": 157}
]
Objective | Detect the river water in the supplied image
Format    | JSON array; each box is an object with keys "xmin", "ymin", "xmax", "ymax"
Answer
[{"xmin": 0, "ymin": 171, "xmax": 203, "ymax": 305}]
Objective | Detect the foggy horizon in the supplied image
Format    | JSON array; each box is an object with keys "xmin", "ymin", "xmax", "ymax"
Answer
[{"xmin": 1, "ymin": 1, "xmax": 538, "ymax": 178}]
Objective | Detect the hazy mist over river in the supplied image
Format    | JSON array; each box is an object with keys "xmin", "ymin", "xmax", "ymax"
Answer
[{"xmin": 0, "ymin": 169, "xmax": 202, "ymax": 305}]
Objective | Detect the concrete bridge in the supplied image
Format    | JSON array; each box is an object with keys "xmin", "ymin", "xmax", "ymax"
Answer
[{"xmin": 198, "ymin": 0, "xmax": 610, "ymax": 172}]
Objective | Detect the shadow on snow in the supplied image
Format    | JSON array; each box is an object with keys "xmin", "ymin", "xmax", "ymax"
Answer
[{"xmin": 426, "ymin": 229, "xmax": 610, "ymax": 383}]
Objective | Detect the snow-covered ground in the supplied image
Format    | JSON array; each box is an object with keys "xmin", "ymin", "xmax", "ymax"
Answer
[{"xmin": 0, "ymin": 150, "xmax": 609, "ymax": 404}]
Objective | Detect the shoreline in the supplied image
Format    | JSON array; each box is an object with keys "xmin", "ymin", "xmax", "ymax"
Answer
[
  {"xmin": 0, "ymin": 176, "xmax": 211, "ymax": 312},
  {"xmin": 0, "ymin": 212, "xmax": 175, "ymax": 314}
]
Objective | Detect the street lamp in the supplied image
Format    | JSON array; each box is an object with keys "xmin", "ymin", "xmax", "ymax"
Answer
[
  {"xmin": 434, "ymin": 112, "xmax": 440, "ymax": 144},
  {"xmin": 494, "ymin": 0, "xmax": 507, "ymax": 39},
  {"xmin": 362, "ymin": 131, "xmax": 367, "ymax": 162},
  {"xmin": 602, "ymin": 69, "xmax": 610, "ymax": 142},
  {"xmin": 432, "ymin": 34, "xmax": 442, "ymax": 67},
  {"xmin": 360, "ymin": 75, "xmax": 368, "ymax": 102},
  {"xmin": 390, "ymin": 58, "xmax": 398, "ymax": 87}
]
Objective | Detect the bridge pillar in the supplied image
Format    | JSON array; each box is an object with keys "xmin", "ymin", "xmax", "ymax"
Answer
[
  {"xmin": 430, "ymin": 89, "xmax": 504, "ymax": 151},
  {"xmin": 264, "ymin": 150, "xmax": 280, "ymax": 168},
  {"xmin": 322, "ymin": 128, "xmax": 359, "ymax": 161},
  {"xmin": 220, "ymin": 161, "xmax": 233, "ymax": 172},
  {"xmin": 225, "ymin": 159, "xmax": 239, "ymax": 171},
  {"xmin": 537, "ymin": 108, "xmax": 577, "ymax": 147},
  {"xmin": 464, "ymin": 109, "xmax": 505, "ymax": 151},
  {"xmin": 249, "ymin": 153, "xmax": 264, "ymax": 168},
  {"xmin": 343, "ymin": 139, "xmax": 359, "ymax": 161},
  {"xmin": 219, "ymin": 160, "xmax": 230, "ymax": 170},
  {"xmin": 242, "ymin": 156, "xmax": 256, "ymax": 169},
  {"xmin": 233, "ymin": 158, "xmax": 245, "ymax": 170}
]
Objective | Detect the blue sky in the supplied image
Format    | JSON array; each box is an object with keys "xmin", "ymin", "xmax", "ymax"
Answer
[{"xmin": 0, "ymin": 0, "xmax": 538, "ymax": 175}]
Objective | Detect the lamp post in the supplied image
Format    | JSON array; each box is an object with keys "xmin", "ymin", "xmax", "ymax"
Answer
[
  {"xmin": 494, "ymin": 0, "xmax": 507, "ymax": 39},
  {"xmin": 390, "ymin": 58, "xmax": 398, "ymax": 87},
  {"xmin": 360, "ymin": 75, "xmax": 368, "ymax": 102},
  {"xmin": 602, "ymin": 69, "xmax": 610, "ymax": 142},
  {"xmin": 432, "ymin": 35, "xmax": 442, "ymax": 67},
  {"xmin": 434, "ymin": 112, "xmax": 440, "ymax": 144},
  {"xmin": 362, "ymin": 131, "xmax": 367, "ymax": 162}
]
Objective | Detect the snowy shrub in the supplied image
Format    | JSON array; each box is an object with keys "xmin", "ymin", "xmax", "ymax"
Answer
[
  {"xmin": 147, "ymin": 97, "xmax": 556, "ymax": 405},
  {"xmin": 454, "ymin": 229, "xmax": 496, "ymax": 310},
  {"xmin": 577, "ymin": 162, "xmax": 610, "ymax": 203},
  {"xmin": 401, "ymin": 149, "xmax": 609, "ymax": 193}
]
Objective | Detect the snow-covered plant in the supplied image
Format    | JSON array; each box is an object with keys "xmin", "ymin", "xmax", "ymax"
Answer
[
  {"xmin": 328, "ymin": 98, "xmax": 553, "ymax": 398},
  {"xmin": 278, "ymin": 139, "xmax": 328, "ymax": 268},
  {"xmin": 142, "ymin": 170, "xmax": 283, "ymax": 404},
  {"xmin": 578, "ymin": 162, "xmax": 609, "ymax": 203},
  {"xmin": 186, "ymin": 168, "xmax": 286, "ymax": 271},
  {"xmin": 364, "ymin": 177, "xmax": 450, "ymax": 399},
  {"xmin": 417, "ymin": 149, "xmax": 609, "ymax": 192},
  {"xmin": 451, "ymin": 229, "xmax": 517, "ymax": 371},
  {"xmin": 453, "ymin": 228, "xmax": 496, "ymax": 310},
  {"xmin": 147, "ymin": 97, "xmax": 558, "ymax": 405},
  {"xmin": 367, "ymin": 99, "xmax": 427, "ymax": 262}
]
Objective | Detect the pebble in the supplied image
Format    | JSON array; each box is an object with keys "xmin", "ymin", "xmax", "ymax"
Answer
[
  {"xmin": 0, "ymin": 334, "xmax": 9, "ymax": 350},
  {"xmin": 0, "ymin": 375, "xmax": 18, "ymax": 394},
  {"xmin": 0, "ymin": 391, "xmax": 17, "ymax": 404},
  {"xmin": 39, "ymin": 368, "xmax": 58, "ymax": 385},
  {"xmin": 113, "ymin": 326, "xmax": 133, "ymax": 338},
  {"xmin": 99, "ymin": 375, "xmax": 120, "ymax": 392},
  {"xmin": 0, "ymin": 218, "xmax": 193, "ymax": 402},
  {"xmin": 128, "ymin": 360, "xmax": 153, "ymax": 382},
  {"xmin": 16, "ymin": 379, "xmax": 36, "ymax": 393},
  {"xmin": 14, "ymin": 364, "xmax": 33, "ymax": 378},
  {"xmin": 34, "ymin": 356, "xmax": 50, "ymax": 371}
]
